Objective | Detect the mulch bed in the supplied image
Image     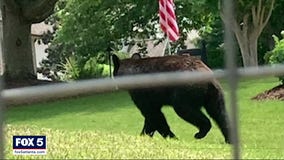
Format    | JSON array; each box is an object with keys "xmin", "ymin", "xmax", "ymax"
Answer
[
  {"xmin": 252, "ymin": 84, "xmax": 284, "ymax": 101},
  {"xmin": 3, "ymin": 79, "xmax": 69, "ymax": 106},
  {"xmin": 4, "ymin": 79, "xmax": 57, "ymax": 89}
]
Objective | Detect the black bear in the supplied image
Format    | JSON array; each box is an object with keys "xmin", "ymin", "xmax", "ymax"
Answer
[{"xmin": 112, "ymin": 54, "xmax": 231, "ymax": 144}]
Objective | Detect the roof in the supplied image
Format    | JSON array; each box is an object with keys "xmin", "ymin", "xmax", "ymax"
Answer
[
  {"xmin": 31, "ymin": 22, "xmax": 53, "ymax": 36},
  {"xmin": 128, "ymin": 30, "xmax": 199, "ymax": 57}
]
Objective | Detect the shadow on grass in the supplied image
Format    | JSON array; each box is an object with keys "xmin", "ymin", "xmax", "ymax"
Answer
[{"xmin": 5, "ymin": 91, "xmax": 133, "ymax": 123}]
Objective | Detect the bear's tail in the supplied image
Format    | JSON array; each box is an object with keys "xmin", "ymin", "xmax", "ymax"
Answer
[{"xmin": 204, "ymin": 83, "xmax": 231, "ymax": 144}]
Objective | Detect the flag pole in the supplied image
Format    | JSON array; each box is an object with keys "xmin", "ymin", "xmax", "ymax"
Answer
[
  {"xmin": 162, "ymin": 37, "xmax": 167, "ymax": 56},
  {"xmin": 167, "ymin": 37, "xmax": 172, "ymax": 55},
  {"xmin": 165, "ymin": 0, "xmax": 171, "ymax": 55},
  {"xmin": 159, "ymin": 0, "xmax": 178, "ymax": 56},
  {"xmin": 162, "ymin": 36, "xmax": 171, "ymax": 56}
]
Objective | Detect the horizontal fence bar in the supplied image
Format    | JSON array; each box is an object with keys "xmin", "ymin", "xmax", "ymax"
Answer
[{"xmin": 2, "ymin": 65, "xmax": 284, "ymax": 106}]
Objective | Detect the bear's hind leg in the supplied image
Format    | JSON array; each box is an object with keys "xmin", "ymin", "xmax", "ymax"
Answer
[
  {"xmin": 174, "ymin": 105, "xmax": 211, "ymax": 139},
  {"xmin": 204, "ymin": 94, "xmax": 231, "ymax": 143},
  {"xmin": 204, "ymin": 84, "xmax": 231, "ymax": 143}
]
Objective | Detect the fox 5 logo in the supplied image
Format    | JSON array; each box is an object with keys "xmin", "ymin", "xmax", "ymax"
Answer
[{"xmin": 13, "ymin": 136, "xmax": 46, "ymax": 149}]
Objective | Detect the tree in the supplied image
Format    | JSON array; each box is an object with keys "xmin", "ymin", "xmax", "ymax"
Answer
[
  {"xmin": 259, "ymin": 2, "xmax": 284, "ymax": 64},
  {"xmin": 42, "ymin": 0, "xmax": 213, "ymax": 77},
  {"xmin": 42, "ymin": 0, "xmax": 280, "ymax": 72},
  {"xmin": 220, "ymin": 0, "xmax": 275, "ymax": 67},
  {"xmin": 1, "ymin": 0, "xmax": 58, "ymax": 81},
  {"xmin": 198, "ymin": 0, "xmax": 284, "ymax": 68},
  {"xmin": 266, "ymin": 32, "xmax": 284, "ymax": 84}
]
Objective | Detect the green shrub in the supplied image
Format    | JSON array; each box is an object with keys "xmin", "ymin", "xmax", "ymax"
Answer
[
  {"xmin": 61, "ymin": 55, "xmax": 110, "ymax": 81},
  {"xmin": 265, "ymin": 31, "xmax": 284, "ymax": 84},
  {"xmin": 61, "ymin": 56, "xmax": 81, "ymax": 80},
  {"xmin": 82, "ymin": 57, "xmax": 104, "ymax": 79},
  {"xmin": 114, "ymin": 51, "xmax": 130, "ymax": 60},
  {"xmin": 39, "ymin": 50, "xmax": 129, "ymax": 81}
]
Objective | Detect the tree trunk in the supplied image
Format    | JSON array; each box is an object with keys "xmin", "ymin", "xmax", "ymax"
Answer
[
  {"xmin": 1, "ymin": 0, "xmax": 58, "ymax": 81},
  {"xmin": 220, "ymin": 0, "xmax": 275, "ymax": 68},
  {"xmin": 2, "ymin": 4, "xmax": 35, "ymax": 81},
  {"xmin": 235, "ymin": 32, "xmax": 259, "ymax": 67},
  {"xmin": 248, "ymin": 36, "xmax": 258, "ymax": 66}
]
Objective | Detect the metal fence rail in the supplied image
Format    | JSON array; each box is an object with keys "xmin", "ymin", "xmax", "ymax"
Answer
[
  {"xmin": 1, "ymin": 0, "xmax": 283, "ymax": 159},
  {"xmin": 2, "ymin": 65, "xmax": 284, "ymax": 105}
]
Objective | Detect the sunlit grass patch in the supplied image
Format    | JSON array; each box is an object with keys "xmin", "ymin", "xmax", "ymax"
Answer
[
  {"xmin": 4, "ymin": 125, "xmax": 231, "ymax": 159},
  {"xmin": 4, "ymin": 77, "xmax": 284, "ymax": 159}
]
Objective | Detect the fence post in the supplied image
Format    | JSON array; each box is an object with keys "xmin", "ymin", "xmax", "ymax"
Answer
[
  {"xmin": 0, "ymin": 1, "xmax": 4, "ymax": 158},
  {"xmin": 223, "ymin": 0, "xmax": 241, "ymax": 159},
  {"xmin": 0, "ymin": 77, "xmax": 4, "ymax": 159}
]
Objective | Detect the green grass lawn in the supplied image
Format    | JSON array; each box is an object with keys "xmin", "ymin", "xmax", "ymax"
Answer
[{"xmin": 4, "ymin": 77, "xmax": 284, "ymax": 159}]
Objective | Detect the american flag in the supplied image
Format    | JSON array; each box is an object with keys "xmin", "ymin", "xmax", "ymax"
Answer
[{"xmin": 159, "ymin": 0, "xmax": 179, "ymax": 42}]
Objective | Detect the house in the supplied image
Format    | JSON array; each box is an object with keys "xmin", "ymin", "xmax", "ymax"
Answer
[
  {"xmin": 123, "ymin": 30, "xmax": 199, "ymax": 58},
  {"xmin": 31, "ymin": 22, "xmax": 53, "ymax": 80}
]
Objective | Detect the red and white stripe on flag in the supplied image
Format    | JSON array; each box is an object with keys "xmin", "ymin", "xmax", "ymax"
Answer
[{"xmin": 159, "ymin": 0, "xmax": 179, "ymax": 42}]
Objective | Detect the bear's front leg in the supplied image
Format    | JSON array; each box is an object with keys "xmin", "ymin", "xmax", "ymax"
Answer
[
  {"xmin": 140, "ymin": 119, "xmax": 155, "ymax": 137},
  {"xmin": 140, "ymin": 109, "xmax": 177, "ymax": 139}
]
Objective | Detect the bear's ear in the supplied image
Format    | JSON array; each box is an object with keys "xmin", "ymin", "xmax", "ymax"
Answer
[{"xmin": 112, "ymin": 54, "xmax": 120, "ymax": 76}]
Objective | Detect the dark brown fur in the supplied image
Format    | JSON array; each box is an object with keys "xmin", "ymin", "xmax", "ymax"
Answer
[
  {"xmin": 112, "ymin": 54, "xmax": 231, "ymax": 143},
  {"xmin": 114, "ymin": 55, "xmax": 212, "ymax": 75}
]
